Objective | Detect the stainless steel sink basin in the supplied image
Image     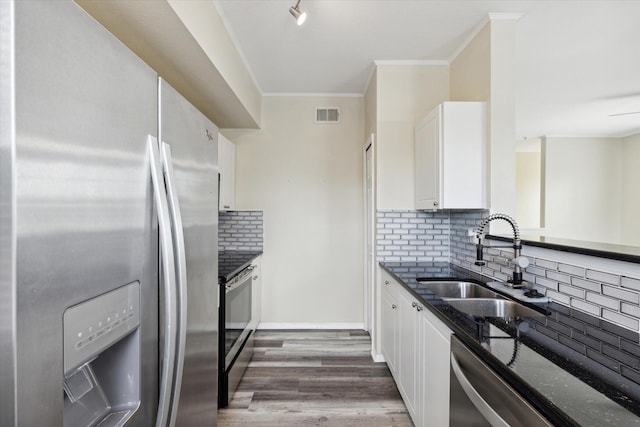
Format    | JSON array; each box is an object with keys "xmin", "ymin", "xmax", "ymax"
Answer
[
  {"xmin": 419, "ymin": 281, "xmax": 503, "ymax": 299},
  {"xmin": 443, "ymin": 298, "xmax": 545, "ymax": 318}
]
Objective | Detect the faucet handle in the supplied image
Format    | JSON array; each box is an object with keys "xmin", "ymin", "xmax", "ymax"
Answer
[{"xmin": 514, "ymin": 256, "xmax": 530, "ymax": 269}]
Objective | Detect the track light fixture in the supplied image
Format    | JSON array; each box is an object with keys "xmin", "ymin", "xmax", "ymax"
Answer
[{"xmin": 289, "ymin": 0, "xmax": 307, "ymax": 26}]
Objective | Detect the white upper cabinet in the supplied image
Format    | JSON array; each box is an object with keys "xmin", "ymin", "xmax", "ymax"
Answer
[
  {"xmin": 218, "ymin": 133, "xmax": 236, "ymax": 211},
  {"xmin": 415, "ymin": 102, "xmax": 487, "ymax": 210}
]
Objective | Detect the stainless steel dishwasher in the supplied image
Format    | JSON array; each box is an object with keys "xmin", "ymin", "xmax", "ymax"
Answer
[{"xmin": 449, "ymin": 335, "xmax": 553, "ymax": 427}]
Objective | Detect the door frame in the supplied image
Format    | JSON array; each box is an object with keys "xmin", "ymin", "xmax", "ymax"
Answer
[{"xmin": 363, "ymin": 134, "xmax": 375, "ymax": 337}]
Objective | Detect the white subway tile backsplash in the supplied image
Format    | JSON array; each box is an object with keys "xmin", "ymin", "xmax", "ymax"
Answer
[
  {"xmin": 535, "ymin": 277, "xmax": 559, "ymax": 291},
  {"xmin": 602, "ymin": 309, "xmax": 639, "ymax": 331},
  {"xmin": 571, "ymin": 299, "xmax": 601, "ymax": 316},
  {"xmin": 525, "ymin": 265, "xmax": 546, "ymax": 277},
  {"xmin": 378, "ymin": 209, "xmax": 640, "ymax": 333},
  {"xmin": 572, "ymin": 277, "xmax": 602, "ymax": 293},
  {"xmin": 622, "ymin": 276, "xmax": 640, "ymax": 292},
  {"xmin": 602, "ymin": 285, "xmax": 640, "ymax": 304},
  {"xmin": 536, "ymin": 259, "xmax": 558, "ymax": 270},
  {"xmin": 558, "ymin": 284, "xmax": 585, "ymax": 299},
  {"xmin": 219, "ymin": 210, "xmax": 264, "ymax": 251},
  {"xmin": 621, "ymin": 302, "xmax": 640, "ymax": 318},
  {"xmin": 586, "ymin": 292, "xmax": 620, "ymax": 311},
  {"xmin": 586, "ymin": 269, "xmax": 621, "ymax": 286},
  {"xmin": 558, "ymin": 263, "xmax": 586, "ymax": 277},
  {"xmin": 546, "ymin": 270, "xmax": 572, "ymax": 284},
  {"xmin": 547, "ymin": 290, "xmax": 571, "ymax": 305}
]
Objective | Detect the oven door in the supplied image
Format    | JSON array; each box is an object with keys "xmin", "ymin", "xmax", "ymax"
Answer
[{"xmin": 224, "ymin": 269, "xmax": 253, "ymax": 369}]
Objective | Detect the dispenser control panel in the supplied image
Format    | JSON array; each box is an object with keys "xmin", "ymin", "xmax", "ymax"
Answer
[{"xmin": 63, "ymin": 281, "xmax": 140, "ymax": 376}]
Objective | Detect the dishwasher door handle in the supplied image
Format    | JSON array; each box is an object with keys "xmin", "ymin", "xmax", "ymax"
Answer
[{"xmin": 451, "ymin": 352, "xmax": 510, "ymax": 427}]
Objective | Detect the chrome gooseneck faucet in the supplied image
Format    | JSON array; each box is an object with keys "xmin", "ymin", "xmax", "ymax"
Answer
[{"xmin": 474, "ymin": 213, "xmax": 529, "ymax": 288}]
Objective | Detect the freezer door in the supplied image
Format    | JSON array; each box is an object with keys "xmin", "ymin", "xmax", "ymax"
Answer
[
  {"xmin": 159, "ymin": 79, "xmax": 219, "ymax": 425},
  {"xmin": 7, "ymin": 1, "xmax": 158, "ymax": 425}
]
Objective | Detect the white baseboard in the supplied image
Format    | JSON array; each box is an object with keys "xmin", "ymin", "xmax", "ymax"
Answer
[
  {"xmin": 371, "ymin": 350, "xmax": 385, "ymax": 363},
  {"xmin": 257, "ymin": 322, "xmax": 365, "ymax": 330}
]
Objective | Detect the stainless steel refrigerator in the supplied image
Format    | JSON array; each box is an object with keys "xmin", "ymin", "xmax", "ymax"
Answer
[{"xmin": 0, "ymin": 1, "xmax": 218, "ymax": 426}]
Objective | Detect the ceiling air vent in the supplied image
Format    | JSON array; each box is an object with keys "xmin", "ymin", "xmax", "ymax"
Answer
[{"xmin": 316, "ymin": 107, "xmax": 340, "ymax": 123}]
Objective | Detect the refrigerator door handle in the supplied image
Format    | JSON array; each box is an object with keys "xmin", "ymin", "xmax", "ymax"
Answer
[
  {"xmin": 148, "ymin": 136, "xmax": 179, "ymax": 427},
  {"xmin": 160, "ymin": 142, "xmax": 189, "ymax": 427}
]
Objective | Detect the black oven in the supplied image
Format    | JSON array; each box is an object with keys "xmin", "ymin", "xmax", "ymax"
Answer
[{"xmin": 218, "ymin": 264, "xmax": 254, "ymax": 407}]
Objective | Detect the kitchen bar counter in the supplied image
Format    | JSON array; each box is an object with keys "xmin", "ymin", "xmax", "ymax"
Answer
[
  {"xmin": 380, "ymin": 262, "xmax": 640, "ymax": 426},
  {"xmin": 218, "ymin": 250, "xmax": 262, "ymax": 283}
]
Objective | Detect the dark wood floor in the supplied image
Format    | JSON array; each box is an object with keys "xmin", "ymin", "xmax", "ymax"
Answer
[{"xmin": 218, "ymin": 330, "xmax": 412, "ymax": 426}]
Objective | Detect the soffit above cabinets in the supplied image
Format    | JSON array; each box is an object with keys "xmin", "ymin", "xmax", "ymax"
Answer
[{"xmin": 76, "ymin": 0, "xmax": 261, "ymax": 129}]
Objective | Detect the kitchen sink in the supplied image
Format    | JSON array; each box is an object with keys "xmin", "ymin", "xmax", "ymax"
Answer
[
  {"xmin": 419, "ymin": 281, "xmax": 504, "ymax": 299},
  {"xmin": 443, "ymin": 298, "xmax": 545, "ymax": 319}
]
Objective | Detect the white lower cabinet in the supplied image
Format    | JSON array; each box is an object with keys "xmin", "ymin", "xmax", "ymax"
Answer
[
  {"xmin": 381, "ymin": 274, "xmax": 399, "ymax": 376},
  {"xmin": 398, "ymin": 290, "xmax": 421, "ymax": 420},
  {"xmin": 381, "ymin": 272, "xmax": 452, "ymax": 426},
  {"xmin": 420, "ymin": 307, "xmax": 451, "ymax": 427}
]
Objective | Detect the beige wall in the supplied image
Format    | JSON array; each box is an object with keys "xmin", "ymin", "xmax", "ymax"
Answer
[
  {"xmin": 621, "ymin": 133, "xmax": 640, "ymax": 246},
  {"xmin": 516, "ymin": 151, "xmax": 541, "ymax": 229},
  {"xmin": 450, "ymin": 24, "xmax": 490, "ymax": 102},
  {"xmin": 364, "ymin": 68, "xmax": 377, "ymax": 148},
  {"xmin": 225, "ymin": 96, "xmax": 364, "ymax": 325},
  {"xmin": 376, "ymin": 64, "xmax": 449, "ymax": 209},
  {"xmin": 543, "ymin": 137, "xmax": 622, "ymax": 244}
]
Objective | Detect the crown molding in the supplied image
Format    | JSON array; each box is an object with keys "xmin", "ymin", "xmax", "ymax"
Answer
[
  {"xmin": 373, "ymin": 59, "xmax": 449, "ymax": 66},
  {"xmin": 448, "ymin": 12, "xmax": 523, "ymax": 63},
  {"xmin": 262, "ymin": 92, "xmax": 363, "ymax": 98}
]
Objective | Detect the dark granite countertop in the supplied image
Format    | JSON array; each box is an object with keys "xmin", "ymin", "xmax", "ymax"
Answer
[
  {"xmin": 380, "ymin": 262, "xmax": 640, "ymax": 427},
  {"xmin": 218, "ymin": 250, "xmax": 262, "ymax": 284},
  {"xmin": 488, "ymin": 234, "xmax": 640, "ymax": 264}
]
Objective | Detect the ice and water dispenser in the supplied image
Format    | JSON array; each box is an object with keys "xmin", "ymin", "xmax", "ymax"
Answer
[{"xmin": 63, "ymin": 282, "xmax": 141, "ymax": 426}]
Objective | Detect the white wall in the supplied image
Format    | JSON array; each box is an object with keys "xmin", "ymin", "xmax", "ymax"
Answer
[
  {"xmin": 621, "ymin": 133, "xmax": 640, "ymax": 246},
  {"xmin": 543, "ymin": 136, "xmax": 621, "ymax": 244},
  {"xmin": 488, "ymin": 18, "xmax": 518, "ymax": 224},
  {"xmin": 224, "ymin": 96, "xmax": 364, "ymax": 326},
  {"xmin": 376, "ymin": 64, "xmax": 449, "ymax": 209}
]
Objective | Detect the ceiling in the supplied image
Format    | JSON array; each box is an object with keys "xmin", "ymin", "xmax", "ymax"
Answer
[{"xmin": 214, "ymin": 0, "xmax": 640, "ymax": 139}]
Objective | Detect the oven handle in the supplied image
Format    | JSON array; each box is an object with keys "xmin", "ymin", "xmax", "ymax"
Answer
[
  {"xmin": 148, "ymin": 136, "xmax": 178, "ymax": 427},
  {"xmin": 225, "ymin": 266, "xmax": 254, "ymax": 293}
]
